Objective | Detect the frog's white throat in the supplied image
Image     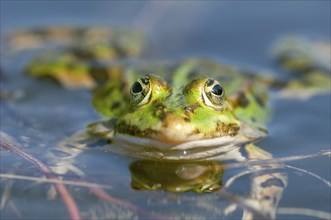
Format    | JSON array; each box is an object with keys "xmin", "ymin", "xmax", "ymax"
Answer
[{"xmin": 110, "ymin": 124, "xmax": 266, "ymax": 161}]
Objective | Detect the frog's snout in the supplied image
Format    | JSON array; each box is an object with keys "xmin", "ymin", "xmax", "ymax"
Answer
[{"xmin": 151, "ymin": 113, "xmax": 203, "ymax": 144}]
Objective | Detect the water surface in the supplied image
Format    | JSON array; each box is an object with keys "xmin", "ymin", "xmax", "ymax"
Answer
[{"xmin": 1, "ymin": 1, "xmax": 330, "ymax": 219}]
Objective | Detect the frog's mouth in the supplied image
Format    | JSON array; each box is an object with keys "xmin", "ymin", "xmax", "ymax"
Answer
[{"xmin": 110, "ymin": 123, "xmax": 266, "ymax": 161}]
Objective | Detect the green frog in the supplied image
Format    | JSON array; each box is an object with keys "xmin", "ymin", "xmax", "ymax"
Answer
[{"xmin": 87, "ymin": 59, "xmax": 270, "ymax": 161}]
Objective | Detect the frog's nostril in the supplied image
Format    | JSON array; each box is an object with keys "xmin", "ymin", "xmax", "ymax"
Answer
[
  {"xmin": 184, "ymin": 106, "xmax": 194, "ymax": 113},
  {"xmin": 183, "ymin": 116, "xmax": 191, "ymax": 122}
]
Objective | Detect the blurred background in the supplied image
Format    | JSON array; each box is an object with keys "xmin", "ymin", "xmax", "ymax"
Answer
[{"xmin": 2, "ymin": 1, "xmax": 330, "ymax": 66}]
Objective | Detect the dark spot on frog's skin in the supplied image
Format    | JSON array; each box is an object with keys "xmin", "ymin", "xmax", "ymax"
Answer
[
  {"xmin": 251, "ymin": 117, "xmax": 257, "ymax": 123},
  {"xmin": 260, "ymin": 177, "xmax": 285, "ymax": 188},
  {"xmin": 157, "ymin": 111, "xmax": 167, "ymax": 121},
  {"xmin": 192, "ymin": 128, "xmax": 200, "ymax": 134},
  {"xmin": 235, "ymin": 91, "xmax": 249, "ymax": 108},
  {"xmin": 116, "ymin": 121, "xmax": 156, "ymax": 137},
  {"xmin": 111, "ymin": 101, "xmax": 121, "ymax": 109},
  {"xmin": 183, "ymin": 116, "xmax": 191, "ymax": 122},
  {"xmin": 175, "ymin": 92, "xmax": 184, "ymax": 100},
  {"xmin": 153, "ymin": 104, "xmax": 169, "ymax": 121},
  {"xmin": 152, "ymin": 99, "xmax": 158, "ymax": 105},
  {"xmin": 184, "ymin": 103, "xmax": 200, "ymax": 114},
  {"xmin": 155, "ymin": 104, "xmax": 166, "ymax": 110},
  {"xmin": 215, "ymin": 122, "xmax": 240, "ymax": 135},
  {"xmin": 166, "ymin": 92, "xmax": 173, "ymax": 99},
  {"xmin": 253, "ymin": 94, "xmax": 266, "ymax": 108},
  {"xmin": 258, "ymin": 127, "xmax": 268, "ymax": 134}
]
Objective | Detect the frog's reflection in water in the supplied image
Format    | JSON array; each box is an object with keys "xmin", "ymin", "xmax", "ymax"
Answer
[
  {"xmin": 128, "ymin": 148, "xmax": 287, "ymax": 219},
  {"xmin": 130, "ymin": 160, "xmax": 224, "ymax": 193}
]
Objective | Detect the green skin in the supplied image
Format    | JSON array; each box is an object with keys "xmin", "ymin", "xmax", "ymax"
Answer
[
  {"xmin": 117, "ymin": 75, "xmax": 240, "ymax": 143},
  {"xmin": 88, "ymin": 59, "xmax": 271, "ymax": 160}
]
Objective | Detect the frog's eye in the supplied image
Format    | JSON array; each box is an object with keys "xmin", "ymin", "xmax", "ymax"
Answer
[
  {"xmin": 130, "ymin": 76, "xmax": 151, "ymax": 106},
  {"xmin": 202, "ymin": 79, "xmax": 224, "ymax": 110}
]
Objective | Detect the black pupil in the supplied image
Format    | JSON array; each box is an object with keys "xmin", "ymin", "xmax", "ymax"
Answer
[
  {"xmin": 132, "ymin": 82, "xmax": 143, "ymax": 93},
  {"xmin": 211, "ymin": 84, "xmax": 223, "ymax": 96}
]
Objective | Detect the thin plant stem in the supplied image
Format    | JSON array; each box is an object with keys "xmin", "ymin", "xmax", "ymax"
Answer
[{"xmin": 0, "ymin": 139, "xmax": 81, "ymax": 220}]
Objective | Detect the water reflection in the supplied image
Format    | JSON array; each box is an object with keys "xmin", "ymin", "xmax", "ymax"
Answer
[
  {"xmin": 130, "ymin": 160, "xmax": 224, "ymax": 193},
  {"xmin": 127, "ymin": 145, "xmax": 289, "ymax": 219}
]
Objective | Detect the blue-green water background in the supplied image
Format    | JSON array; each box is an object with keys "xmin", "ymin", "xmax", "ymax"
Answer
[{"xmin": 1, "ymin": 1, "xmax": 330, "ymax": 219}]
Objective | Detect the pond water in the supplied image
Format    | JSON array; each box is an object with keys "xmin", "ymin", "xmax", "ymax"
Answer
[{"xmin": 1, "ymin": 1, "xmax": 330, "ymax": 220}]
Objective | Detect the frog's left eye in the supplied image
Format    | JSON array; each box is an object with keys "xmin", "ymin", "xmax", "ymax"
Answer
[
  {"xmin": 202, "ymin": 79, "xmax": 224, "ymax": 110},
  {"xmin": 130, "ymin": 76, "xmax": 152, "ymax": 106}
]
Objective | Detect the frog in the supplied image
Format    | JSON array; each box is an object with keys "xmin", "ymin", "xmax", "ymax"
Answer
[
  {"xmin": 86, "ymin": 59, "xmax": 270, "ymax": 161},
  {"xmin": 41, "ymin": 58, "xmax": 288, "ymax": 219}
]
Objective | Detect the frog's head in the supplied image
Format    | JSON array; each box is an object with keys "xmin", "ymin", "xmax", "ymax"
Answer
[{"xmin": 115, "ymin": 75, "xmax": 241, "ymax": 148}]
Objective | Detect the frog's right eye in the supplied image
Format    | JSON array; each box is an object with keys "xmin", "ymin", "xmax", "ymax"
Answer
[
  {"xmin": 202, "ymin": 79, "xmax": 225, "ymax": 111},
  {"xmin": 130, "ymin": 76, "xmax": 151, "ymax": 106}
]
